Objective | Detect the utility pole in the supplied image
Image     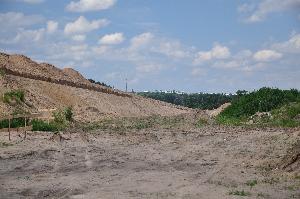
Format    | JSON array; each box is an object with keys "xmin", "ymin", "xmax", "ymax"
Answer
[{"xmin": 125, "ymin": 78, "xmax": 128, "ymax": 92}]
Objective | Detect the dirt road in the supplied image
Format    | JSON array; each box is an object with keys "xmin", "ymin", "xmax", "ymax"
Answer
[{"xmin": 0, "ymin": 126, "xmax": 299, "ymax": 199}]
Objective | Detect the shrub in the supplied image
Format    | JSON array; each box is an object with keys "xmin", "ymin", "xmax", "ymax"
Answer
[
  {"xmin": 0, "ymin": 69, "xmax": 5, "ymax": 77},
  {"xmin": 3, "ymin": 90, "xmax": 25, "ymax": 104},
  {"xmin": 196, "ymin": 118, "xmax": 209, "ymax": 127},
  {"xmin": 229, "ymin": 190, "xmax": 251, "ymax": 196},
  {"xmin": 0, "ymin": 117, "xmax": 29, "ymax": 129},
  {"xmin": 31, "ymin": 119, "xmax": 59, "ymax": 132},
  {"xmin": 31, "ymin": 107, "xmax": 73, "ymax": 132},
  {"xmin": 64, "ymin": 106, "xmax": 73, "ymax": 122},
  {"xmin": 217, "ymin": 88, "xmax": 300, "ymax": 125}
]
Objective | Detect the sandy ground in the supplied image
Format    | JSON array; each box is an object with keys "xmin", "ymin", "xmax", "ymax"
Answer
[{"xmin": 0, "ymin": 126, "xmax": 300, "ymax": 199}]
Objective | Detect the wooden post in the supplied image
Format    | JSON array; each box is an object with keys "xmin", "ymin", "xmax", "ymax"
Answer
[
  {"xmin": 24, "ymin": 117, "xmax": 27, "ymax": 140},
  {"xmin": 8, "ymin": 118, "xmax": 11, "ymax": 141}
]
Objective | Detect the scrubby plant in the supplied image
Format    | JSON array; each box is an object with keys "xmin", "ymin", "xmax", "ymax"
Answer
[
  {"xmin": 196, "ymin": 118, "xmax": 209, "ymax": 127},
  {"xmin": 3, "ymin": 90, "xmax": 25, "ymax": 104},
  {"xmin": 31, "ymin": 119, "xmax": 60, "ymax": 132},
  {"xmin": 246, "ymin": 180, "xmax": 258, "ymax": 189},
  {"xmin": 64, "ymin": 106, "xmax": 73, "ymax": 122},
  {"xmin": 0, "ymin": 69, "xmax": 5, "ymax": 77},
  {"xmin": 217, "ymin": 87, "xmax": 300, "ymax": 126},
  {"xmin": 0, "ymin": 117, "xmax": 29, "ymax": 129},
  {"xmin": 31, "ymin": 107, "xmax": 73, "ymax": 132},
  {"xmin": 229, "ymin": 190, "xmax": 251, "ymax": 196}
]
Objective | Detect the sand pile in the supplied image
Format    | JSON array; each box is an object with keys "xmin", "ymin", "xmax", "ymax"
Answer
[{"xmin": 0, "ymin": 52, "xmax": 192, "ymax": 122}]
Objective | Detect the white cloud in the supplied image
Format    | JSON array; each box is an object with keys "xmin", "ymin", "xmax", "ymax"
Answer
[
  {"xmin": 253, "ymin": 50, "xmax": 282, "ymax": 62},
  {"xmin": 72, "ymin": 34, "xmax": 86, "ymax": 42},
  {"xmin": 8, "ymin": 28, "xmax": 45, "ymax": 44},
  {"xmin": 99, "ymin": 33, "xmax": 124, "ymax": 45},
  {"xmin": 239, "ymin": 0, "xmax": 300, "ymax": 23},
  {"xmin": 191, "ymin": 68, "xmax": 206, "ymax": 76},
  {"xmin": 64, "ymin": 16, "xmax": 109, "ymax": 35},
  {"xmin": 136, "ymin": 63, "xmax": 163, "ymax": 73},
  {"xmin": 46, "ymin": 20, "xmax": 58, "ymax": 34},
  {"xmin": 194, "ymin": 44, "xmax": 231, "ymax": 65},
  {"xmin": 272, "ymin": 33, "xmax": 300, "ymax": 54},
  {"xmin": 212, "ymin": 60, "xmax": 241, "ymax": 69},
  {"xmin": 66, "ymin": 0, "xmax": 117, "ymax": 12},
  {"xmin": 0, "ymin": 12, "xmax": 43, "ymax": 30},
  {"xmin": 154, "ymin": 41, "xmax": 189, "ymax": 59},
  {"xmin": 129, "ymin": 32, "xmax": 154, "ymax": 50}
]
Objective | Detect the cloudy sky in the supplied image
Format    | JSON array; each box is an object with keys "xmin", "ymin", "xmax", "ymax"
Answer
[{"xmin": 0, "ymin": 0, "xmax": 299, "ymax": 93}]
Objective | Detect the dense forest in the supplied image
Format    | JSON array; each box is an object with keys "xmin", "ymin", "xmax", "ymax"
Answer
[{"xmin": 137, "ymin": 91, "xmax": 235, "ymax": 110}]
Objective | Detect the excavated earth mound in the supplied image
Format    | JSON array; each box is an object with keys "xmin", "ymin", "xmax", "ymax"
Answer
[{"xmin": 0, "ymin": 52, "xmax": 192, "ymax": 122}]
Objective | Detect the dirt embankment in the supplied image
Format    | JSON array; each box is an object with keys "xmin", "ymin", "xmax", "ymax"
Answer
[{"xmin": 0, "ymin": 52, "xmax": 192, "ymax": 121}]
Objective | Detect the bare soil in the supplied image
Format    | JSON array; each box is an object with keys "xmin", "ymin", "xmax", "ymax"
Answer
[{"xmin": 1, "ymin": 125, "xmax": 299, "ymax": 199}]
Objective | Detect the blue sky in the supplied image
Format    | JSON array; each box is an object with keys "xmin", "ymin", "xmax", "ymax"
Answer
[{"xmin": 0, "ymin": 0, "xmax": 299, "ymax": 93}]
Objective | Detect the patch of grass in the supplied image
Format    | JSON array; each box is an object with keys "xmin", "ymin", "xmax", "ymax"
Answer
[
  {"xmin": 294, "ymin": 175, "xmax": 300, "ymax": 180},
  {"xmin": 262, "ymin": 177, "xmax": 280, "ymax": 185},
  {"xmin": 0, "ymin": 142, "xmax": 13, "ymax": 147},
  {"xmin": 285, "ymin": 185, "xmax": 296, "ymax": 191},
  {"xmin": 246, "ymin": 179, "xmax": 257, "ymax": 189},
  {"xmin": 257, "ymin": 192, "xmax": 269, "ymax": 198},
  {"xmin": 196, "ymin": 118, "xmax": 209, "ymax": 127},
  {"xmin": 31, "ymin": 119, "xmax": 60, "ymax": 132},
  {"xmin": 82, "ymin": 115, "xmax": 187, "ymax": 132},
  {"xmin": 216, "ymin": 115, "xmax": 244, "ymax": 126},
  {"xmin": 0, "ymin": 68, "xmax": 5, "ymax": 77},
  {"xmin": 3, "ymin": 90, "xmax": 25, "ymax": 104},
  {"xmin": 229, "ymin": 190, "xmax": 251, "ymax": 196}
]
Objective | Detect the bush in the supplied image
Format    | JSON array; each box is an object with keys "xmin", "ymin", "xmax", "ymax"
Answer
[
  {"xmin": 3, "ymin": 90, "xmax": 25, "ymax": 104},
  {"xmin": 0, "ymin": 117, "xmax": 29, "ymax": 129},
  {"xmin": 31, "ymin": 119, "xmax": 59, "ymax": 132},
  {"xmin": 0, "ymin": 69, "xmax": 5, "ymax": 77},
  {"xmin": 31, "ymin": 107, "xmax": 73, "ymax": 132},
  {"xmin": 217, "ymin": 88, "xmax": 300, "ymax": 125},
  {"xmin": 64, "ymin": 106, "xmax": 73, "ymax": 122}
]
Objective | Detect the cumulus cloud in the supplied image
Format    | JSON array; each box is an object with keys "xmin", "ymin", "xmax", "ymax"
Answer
[
  {"xmin": 64, "ymin": 16, "xmax": 109, "ymax": 35},
  {"xmin": 0, "ymin": 12, "xmax": 43, "ymax": 30},
  {"xmin": 46, "ymin": 20, "xmax": 58, "ymax": 34},
  {"xmin": 66, "ymin": 0, "xmax": 117, "ymax": 12},
  {"xmin": 153, "ymin": 41, "xmax": 190, "ymax": 59},
  {"xmin": 99, "ymin": 33, "xmax": 124, "ymax": 45},
  {"xmin": 72, "ymin": 34, "xmax": 86, "ymax": 42},
  {"xmin": 194, "ymin": 44, "xmax": 231, "ymax": 65},
  {"xmin": 272, "ymin": 33, "xmax": 300, "ymax": 54},
  {"xmin": 253, "ymin": 50, "xmax": 282, "ymax": 62},
  {"xmin": 129, "ymin": 32, "xmax": 154, "ymax": 50},
  {"xmin": 239, "ymin": 0, "xmax": 300, "ymax": 23},
  {"xmin": 8, "ymin": 28, "xmax": 45, "ymax": 44}
]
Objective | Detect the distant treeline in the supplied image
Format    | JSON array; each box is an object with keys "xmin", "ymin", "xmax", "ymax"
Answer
[{"xmin": 138, "ymin": 91, "xmax": 235, "ymax": 110}]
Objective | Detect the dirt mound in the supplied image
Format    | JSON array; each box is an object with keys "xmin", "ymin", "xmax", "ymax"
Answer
[
  {"xmin": 280, "ymin": 140, "xmax": 300, "ymax": 173},
  {"xmin": 206, "ymin": 102, "xmax": 231, "ymax": 117},
  {"xmin": 0, "ymin": 52, "xmax": 192, "ymax": 121},
  {"xmin": 62, "ymin": 67, "xmax": 90, "ymax": 84}
]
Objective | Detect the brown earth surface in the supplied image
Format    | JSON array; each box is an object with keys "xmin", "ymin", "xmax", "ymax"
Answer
[
  {"xmin": 0, "ymin": 122, "xmax": 299, "ymax": 199},
  {"xmin": 0, "ymin": 52, "xmax": 191, "ymax": 121}
]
